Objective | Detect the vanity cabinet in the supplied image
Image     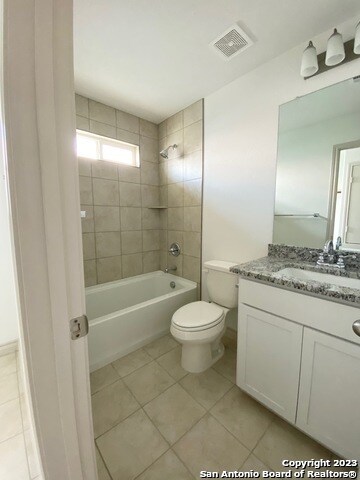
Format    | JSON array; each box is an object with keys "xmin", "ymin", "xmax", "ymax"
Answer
[{"xmin": 237, "ymin": 279, "xmax": 360, "ymax": 460}]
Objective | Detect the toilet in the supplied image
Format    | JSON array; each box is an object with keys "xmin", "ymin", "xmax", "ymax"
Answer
[{"xmin": 170, "ymin": 260, "xmax": 238, "ymax": 373}]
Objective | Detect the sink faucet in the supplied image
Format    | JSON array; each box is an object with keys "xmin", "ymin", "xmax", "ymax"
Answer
[
  {"xmin": 316, "ymin": 237, "xmax": 355, "ymax": 269},
  {"xmin": 164, "ymin": 266, "xmax": 177, "ymax": 273}
]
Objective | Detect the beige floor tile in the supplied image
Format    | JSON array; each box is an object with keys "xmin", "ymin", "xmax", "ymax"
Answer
[
  {"xmin": 144, "ymin": 334, "xmax": 178, "ymax": 359},
  {"xmin": 90, "ymin": 364, "xmax": 119, "ymax": 394},
  {"xmin": 144, "ymin": 384, "xmax": 205, "ymax": 445},
  {"xmin": 0, "ymin": 373, "xmax": 18, "ymax": 405},
  {"xmin": 92, "ymin": 380, "xmax": 140, "ymax": 438},
  {"xmin": 240, "ymin": 454, "xmax": 272, "ymax": 473},
  {"xmin": 0, "ymin": 353, "xmax": 17, "ymax": 378},
  {"xmin": 97, "ymin": 409, "xmax": 168, "ymax": 480},
  {"xmin": 0, "ymin": 433, "xmax": 30, "ymax": 480},
  {"xmin": 212, "ymin": 347, "xmax": 237, "ymax": 383},
  {"xmin": 180, "ymin": 369, "xmax": 232, "ymax": 410},
  {"xmin": 136, "ymin": 450, "xmax": 193, "ymax": 480},
  {"xmin": 20, "ymin": 394, "xmax": 30, "ymax": 430},
  {"xmin": 96, "ymin": 446, "xmax": 111, "ymax": 480},
  {"xmin": 156, "ymin": 346, "xmax": 187, "ymax": 381},
  {"xmin": 112, "ymin": 348, "xmax": 152, "ymax": 377},
  {"xmin": 173, "ymin": 414, "xmax": 249, "ymax": 478},
  {"xmin": 24, "ymin": 428, "xmax": 41, "ymax": 479},
  {"xmin": 0, "ymin": 398, "xmax": 22, "ymax": 443},
  {"xmin": 254, "ymin": 417, "xmax": 333, "ymax": 472},
  {"xmin": 211, "ymin": 386, "xmax": 274, "ymax": 450},
  {"xmin": 123, "ymin": 361, "xmax": 175, "ymax": 406}
]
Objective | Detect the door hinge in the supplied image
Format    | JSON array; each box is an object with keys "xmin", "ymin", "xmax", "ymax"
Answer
[{"xmin": 70, "ymin": 315, "xmax": 89, "ymax": 340}]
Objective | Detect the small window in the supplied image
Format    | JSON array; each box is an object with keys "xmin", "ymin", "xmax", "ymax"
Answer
[{"xmin": 76, "ymin": 130, "xmax": 139, "ymax": 167}]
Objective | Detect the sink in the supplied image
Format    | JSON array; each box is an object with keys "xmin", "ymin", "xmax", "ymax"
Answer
[{"xmin": 275, "ymin": 268, "xmax": 360, "ymax": 289}]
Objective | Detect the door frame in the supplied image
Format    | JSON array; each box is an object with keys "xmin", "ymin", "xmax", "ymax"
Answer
[{"xmin": 3, "ymin": 0, "xmax": 97, "ymax": 478}]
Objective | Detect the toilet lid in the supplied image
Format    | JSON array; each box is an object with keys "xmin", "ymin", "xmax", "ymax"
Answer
[{"xmin": 172, "ymin": 301, "xmax": 224, "ymax": 330}]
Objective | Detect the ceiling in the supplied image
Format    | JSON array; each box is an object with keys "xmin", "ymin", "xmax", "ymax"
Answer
[{"xmin": 74, "ymin": 0, "xmax": 360, "ymax": 123}]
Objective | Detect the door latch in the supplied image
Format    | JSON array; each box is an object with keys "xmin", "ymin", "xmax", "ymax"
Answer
[{"xmin": 70, "ymin": 315, "xmax": 89, "ymax": 340}]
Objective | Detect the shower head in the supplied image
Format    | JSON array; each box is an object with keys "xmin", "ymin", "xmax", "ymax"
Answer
[{"xmin": 159, "ymin": 144, "xmax": 177, "ymax": 159}]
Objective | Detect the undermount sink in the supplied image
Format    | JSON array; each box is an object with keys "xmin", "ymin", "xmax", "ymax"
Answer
[{"xmin": 275, "ymin": 268, "xmax": 360, "ymax": 289}]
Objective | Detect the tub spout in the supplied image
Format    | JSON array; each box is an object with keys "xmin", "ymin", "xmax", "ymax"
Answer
[{"xmin": 164, "ymin": 266, "xmax": 177, "ymax": 273}]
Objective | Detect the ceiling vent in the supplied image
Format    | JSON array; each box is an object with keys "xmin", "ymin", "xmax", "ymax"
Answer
[{"xmin": 210, "ymin": 24, "xmax": 254, "ymax": 61}]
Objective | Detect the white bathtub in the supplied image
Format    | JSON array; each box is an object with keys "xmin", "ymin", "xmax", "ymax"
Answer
[{"xmin": 86, "ymin": 271, "xmax": 197, "ymax": 371}]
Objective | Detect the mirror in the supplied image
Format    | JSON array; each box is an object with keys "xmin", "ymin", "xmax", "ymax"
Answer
[{"xmin": 273, "ymin": 78, "xmax": 360, "ymax": 251}]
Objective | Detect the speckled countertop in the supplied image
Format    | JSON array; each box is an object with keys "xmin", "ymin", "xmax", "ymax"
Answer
[{"xmin": 230, "ymin": 244, "xmax": 360, "ymax": 307}]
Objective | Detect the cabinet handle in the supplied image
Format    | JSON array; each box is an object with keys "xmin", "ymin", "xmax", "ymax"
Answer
[{"xmin": 352, "ymin": 320, "xmax": 360, "ymax": 337}]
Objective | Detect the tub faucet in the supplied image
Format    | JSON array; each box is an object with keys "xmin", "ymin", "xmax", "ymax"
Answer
[{"xmin": 164, "ymin": 266, "xmax": 177, "ymax": 273}]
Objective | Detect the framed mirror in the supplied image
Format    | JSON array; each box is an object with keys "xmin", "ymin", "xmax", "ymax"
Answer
[{"xmin": 273, "ymin": 77, "xmax": 360, "ymax": 251}]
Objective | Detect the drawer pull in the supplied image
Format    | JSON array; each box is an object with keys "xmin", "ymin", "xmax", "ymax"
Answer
[{"xmin": 352, "ymin": 320, "xmax": 360, "ymax": 337}]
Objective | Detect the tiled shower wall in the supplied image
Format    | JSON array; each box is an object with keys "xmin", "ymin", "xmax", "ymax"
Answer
[
  {"xmin": 159, "ymin": 100, "xmax": 203, "ymax": 291},
  {"xmin": 76, "ymin": 95, "xmax": 161, "ymax": 286}
]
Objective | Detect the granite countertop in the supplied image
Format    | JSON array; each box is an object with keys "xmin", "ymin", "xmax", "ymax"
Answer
[{"xmin": 230, "ymin": 246, "xmax": 360, "ymax": 307}]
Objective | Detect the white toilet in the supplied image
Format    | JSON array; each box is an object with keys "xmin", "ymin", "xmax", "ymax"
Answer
[{"xmin": 170, "ymin": 260, "xmax": 238, "ymax": 373}]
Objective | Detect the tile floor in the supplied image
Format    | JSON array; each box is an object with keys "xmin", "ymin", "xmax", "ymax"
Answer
[
  {"xmin": 0, "ymin": 351, "xmax": 42, "ymax": 480},
  {"xmin": 91, "ymin": 333, "xmax": 338, "ymax": 480}
]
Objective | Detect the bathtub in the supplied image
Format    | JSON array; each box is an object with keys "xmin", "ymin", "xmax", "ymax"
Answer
[{"xmin": 86, "ymin": 271, "xmax": 197, "ymax": 371}]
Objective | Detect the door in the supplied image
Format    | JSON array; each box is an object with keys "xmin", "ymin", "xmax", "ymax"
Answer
[
  {"xmin": 3, "ymin": 0, "xmax": 97, "ymax": 478},
  {"xmin": 237, "ymin": 304, "xmax": 303, "ymax": 422},
  {"xmin": 297, "ymin": 328, "xmax": 360, "ymax": 460}
]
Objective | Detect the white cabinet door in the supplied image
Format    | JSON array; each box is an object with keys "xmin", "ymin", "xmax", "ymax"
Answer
[
  {"xmin": 297, "ymin": 328, "xmax": 360, "ymax": 460},
  {"xmin": 237, "ymin": 304, "xmax": 303, "ymax": 423}
]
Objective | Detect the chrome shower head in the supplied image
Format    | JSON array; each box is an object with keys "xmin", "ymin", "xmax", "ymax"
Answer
[{"xmin": 159, "ymin": 144, "xmax": 177, "ymax": 159}]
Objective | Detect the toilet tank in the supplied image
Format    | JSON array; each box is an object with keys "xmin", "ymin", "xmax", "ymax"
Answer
[{"xmin": 204, "ymin": 260, "xmax": 238, "ymax": 308}]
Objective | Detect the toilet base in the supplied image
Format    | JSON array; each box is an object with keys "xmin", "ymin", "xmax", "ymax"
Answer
[{"xmin": 181, "ymin": 340, "xmax": 225, "ymax": 374}]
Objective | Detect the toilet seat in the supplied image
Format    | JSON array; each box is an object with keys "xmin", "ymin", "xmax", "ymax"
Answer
[{"xmin": 172, "ymin": 301, "xmax": 224, "ymax": 332}]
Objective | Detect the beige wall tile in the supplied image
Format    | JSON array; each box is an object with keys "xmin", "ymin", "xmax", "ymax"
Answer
[
  {"xmin": 122, "ymin": 253, "xmax": 143, "ymax": 278},
  {"xmin": 79, "ymin": 176, "xmax": 93, "ymax": 204},
  {"xmin": 183, "ymin": 99, "xmax": 203, "ymax": 127},
  {"xmin": 159, "ymin": 230, "xmax": 167, "ymax": 250},
  {"xmin": 143, "ymin": 251, "xmax": 160, "ymax": 273},
  {"xmin": 76, "ymin": 115, "xmax": 90, "ymax": 131},
  {"xmin": 81, "ymin": 205, "xmax": 94, "ymax": 233},
  {"xmin": 142, "ymin": 209, "xmax": 160, "ymax": 230},
  {"xmin": 184, "ymin": 151, "xmax": 202, "ymax": 181},
  {"xmin": 84, "ymin": 259, "xmax": 97, "ymax": 286},
  {"xmin": 184, "ymin": 120, "xmax": 202, "ymax": 155},
  {"xmin": 160, "ymin": 251, "xmax": 167, "ymax": 271},
  {"xmin": 140, "ymin": 136, "xmax": 158, "ymax": 163},
  {"xmin": 168, "ymin": 183, "xmax": 184, "ymax": 207},
  {"xmin": 167, "ymin": 159, "xmax": 183, "ymax": 184},
  {"xmin": 121, "ymin": 231, "xmax": 142, "ymax": 254},
  {"xmin": 78, "ymin": 157, "xmax": 92, "ymax": 176},
  {"xmin": 184, "ymin": 206, "xmax": 201, "ymax": 232},
  {"xmin": 159, "ymin": 163, "xmax": 168, "ymax": 186},
  {"xmin": 92, "ymin": 161, "xmax": 118, "ymax": 180},
  {"xmin": 143, "ymin": 230, "xmax": 160, "ymax": 251},
  {"xmin": 183, "ymin": 255, "xmax": 200, "ymax": 282},
  {"xmin": 97, "ymin": 256, "xmax": 122, "ymax": 283},
  {"xmin": 168, "ymin": 207, "xmax": 184, "ymax": 231},
  {"xmin": 141, "ymin": 185, "xmax": 160, "ymax": 207},
  {"xmin": 168, "ymin": 230, "xmax": 183, "ymax": 246},
  {"xmin": 89, "ymin": 120, "xmax": 116, "ymax": 139},
  {"xmin": 158, "ymin": 121, "xmax": 166, "ymax": 139},
  {"xmin": 118, "ymin": 165, "xmax": 140, "ymax": 183},
  {"xmin": 160, "ymin": 209, "xmax": 168, "ymax": 230},
  {"xmin": 0, "ymin": 398, "xmax": 22, "ymax": 443},
  {"xmin": 89, "ymin": 100, "xmax": 116, "ymax": 126},
  {"xmin": 184, "ymin": 179, "xmax": 202, "ymax": 207},
  {"xmin": 75, "ymin": 94, "xmax": 89, "ymax": 117},
  {"xmin": 141, "ymin": 161, "xmax": 159, "ymax": 186},
  {"xmin": 117, "ymin": 128, "xmax": 140, "ymax": 146},
  {"xmin": 119, "ymin": 182, "xmax": 141, "ymax": 207},
  {"xmin": 93, "ymin": 178, "xmax": 119, "ymax": 206},
  {"xmin": 168, "ymin": 252, "xmax": 183, "ymax": 277},
  {"xmin": 116, "ymin": 110, "xmax": 139, "ymax": 133},
  {"xmin": 140, "ymin": 119, "xmax": 158, "ymax": 139},
  {"xmin": 160, "ymin": 186, "xmax": 167, "ymax": 206},
  {"xmin": 94, "ymin": 206, "xmax": 120, "ymax": 232},
  {"xmin": 82, "ymin": 233, "xmax": 96, "ymax": 260},
  {"xmin": 166, "ymin": 111, "xmax": 183, "ymax": 135},
  {"xmin": 120, "ymin": 207, "xmax": 142, "ymax": 231},
  {"xmin": 183, "ymin": 231, "xmax": 201, "ymax": 258},
  {"xmin": 95, "ymin": 232, "xmax": 121, "ymax": 258}
]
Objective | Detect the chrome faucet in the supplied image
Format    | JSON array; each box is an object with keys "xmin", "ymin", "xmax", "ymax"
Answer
[
  {"xmin": 164, "ymin": 266, "xmax": 177, "ymax": 273},
  {"xmin": 316, "ymin": 237, "xmax": 355, "ymax": 269}
]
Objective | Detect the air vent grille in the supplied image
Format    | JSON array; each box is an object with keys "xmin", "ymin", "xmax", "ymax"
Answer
[{"xmin": 211, "ymin": 24, "xmax": 254, "ymax": 60}]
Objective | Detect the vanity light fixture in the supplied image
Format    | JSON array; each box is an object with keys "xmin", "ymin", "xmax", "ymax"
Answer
[
  {"xmin": 354, "ymin": 21, "xmax": 360, "ymax": 54},
  {"xmin": 325, "ymin": 28, "xmax": 345, "ymax": 66},
  {"xmin": 300, "ymin": 41, "xmax": 319, "ymax": 77}
]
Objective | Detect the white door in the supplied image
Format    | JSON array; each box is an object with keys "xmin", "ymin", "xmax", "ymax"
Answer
[
  {"xmin": 237, "ymin": 304, "xmax": 303, "ymax": 423},
  {"xmin": 3, "ymin": 0, "xmax": 97, "ymax": 478},
  {"xmin": 297, "ymin": 328, "xmax": 360, "ymax": 460}
]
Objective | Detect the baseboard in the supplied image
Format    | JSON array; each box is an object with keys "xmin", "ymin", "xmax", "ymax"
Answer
[
  {"xmin": 0, "ymin": 340, "xmax": 19, "ymax": 357},
  {"xmin": 223, "ymin": 327, "xmax": 237, "ymax": 350}
]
